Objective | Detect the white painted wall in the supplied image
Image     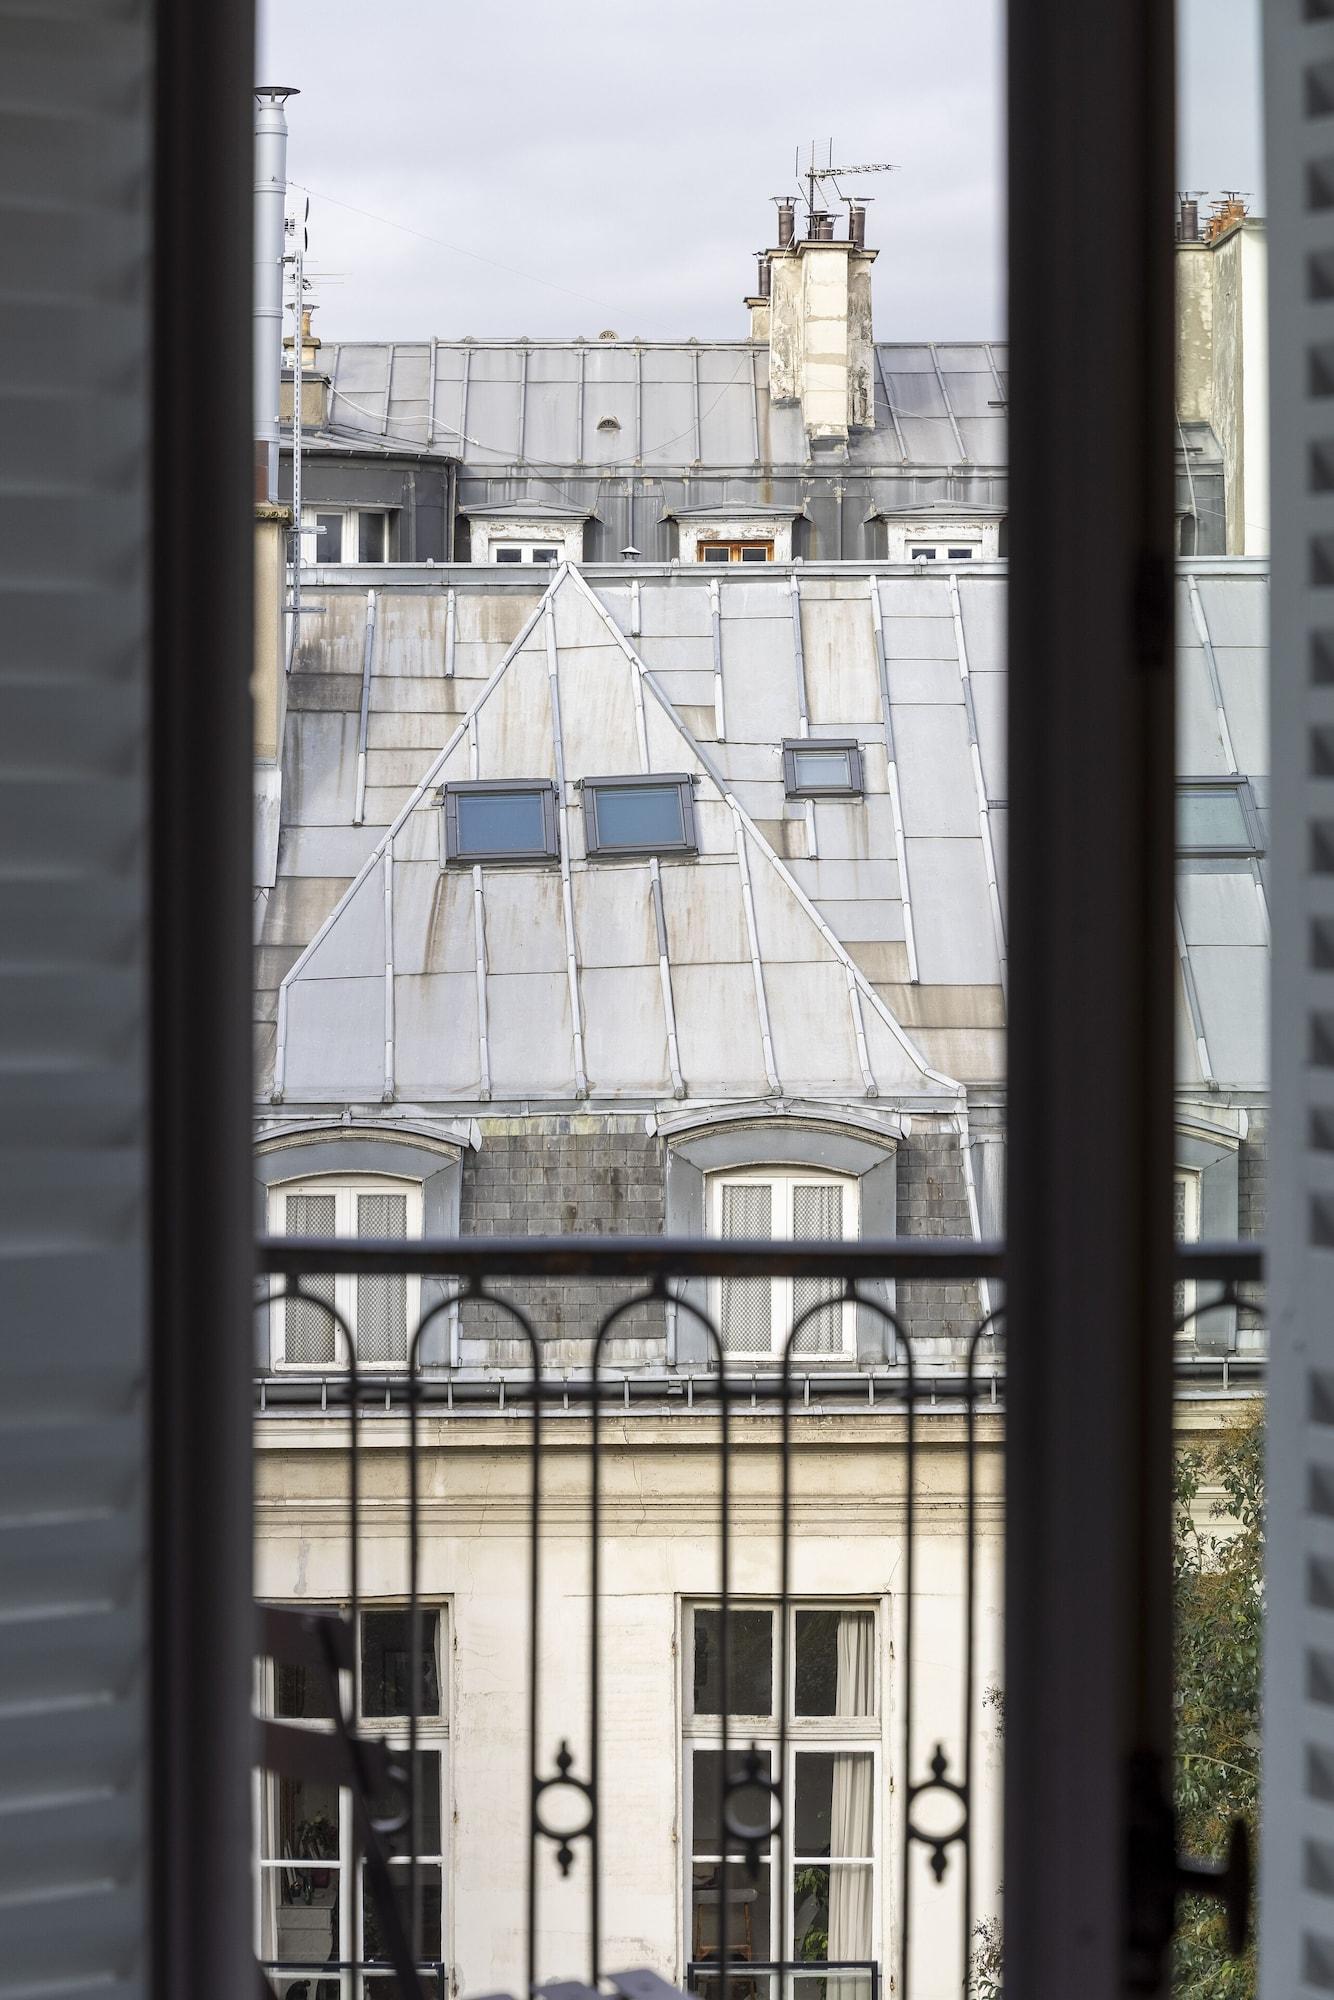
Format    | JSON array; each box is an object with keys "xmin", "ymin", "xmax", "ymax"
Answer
[{"xmin": 254, "ymin": 1415, "xmax": 1006, "ymax": 2000}]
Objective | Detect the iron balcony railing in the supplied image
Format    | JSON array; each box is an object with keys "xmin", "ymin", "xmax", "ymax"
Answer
[{"xmin": 253, "ymin": 1234, "xmax": 1261, "ymax": 2000}]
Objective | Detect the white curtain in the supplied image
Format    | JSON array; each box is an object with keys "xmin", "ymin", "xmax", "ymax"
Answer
[{"xmin": 828, "ymin": 1613, "xmax": 875, "ymax": 1973}]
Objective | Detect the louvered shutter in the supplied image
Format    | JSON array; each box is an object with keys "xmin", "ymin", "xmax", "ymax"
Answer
[
  {"xmin": 791, "ymin": 1181, "xmax": 845, "ymax": 1355},
  {"xmin": 719, "ymin": 1181, "xmax": 774, "ymax": 1356},
  {"xmin": 0, "ymin": 8, "xmax": 153, "ymax": 1991},
  {"xmin": 356, "ymin": 1190, "xmax": 408, "ymax": 1364},
  {"xmin": 1263, "ymin": 9, "xmax": 1334, "ymax": 1991}
]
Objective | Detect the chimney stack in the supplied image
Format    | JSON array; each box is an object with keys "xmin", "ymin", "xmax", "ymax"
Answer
[
  {"xmin": 254, "ymin": 87, "xmax": 298, "ymax": 503},
  {"xmin": 763, "ymin": 195, "xmax": 878, "ymax": 444}
]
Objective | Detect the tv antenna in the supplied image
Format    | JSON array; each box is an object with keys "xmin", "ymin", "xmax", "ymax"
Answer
[{"xmin": 794, "ymin": 139, "xmax": 897, "ymax": 231}]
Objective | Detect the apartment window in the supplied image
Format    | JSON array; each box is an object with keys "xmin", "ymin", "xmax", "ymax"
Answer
[
  {"xmin": 492, "ymin": 542, "xmax": 560, "ymax": 564},
  {"xmin": 440, "ymin": 780, "xmax": 560, "ymax": 865},
  {"xmin": 684, "ymin": 1603, "xmax": 879, "ymax": 1999},
  {"xmin": 268, "ymin": 1177, "xmax": 421, "ymax": 1370},
  {"xmin": 256, "ymin": 1605, "xmax": 448, "ymax": 1997},
  {"xmin": 1176, "ymin": 778, "xmax": 1264, "ymax": 857},
  {"xmin": 710, "ymin": 1168, "xmax": 858, "ymax": 1359},
  {"xmin": 698, "ymin": 540, "xmax": 774, "ymax": 563},
  {"xmin": 581, "ymin": 774, "xmax": 697, "ymax": 857},
  {"xmin": 303, "ymin": 507, "xmax": 393, "ymax": 564},
  {"xmin": 783, "ymin": 740, "xmax": 864, "ymax": 799}
]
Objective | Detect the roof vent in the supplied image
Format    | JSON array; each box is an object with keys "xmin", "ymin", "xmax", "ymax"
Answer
[
  {"xmin": 597, "ymin": 415, "xmax": 621, "ymax": 433},
  {"xmin": 598, "ymin": 328, "xmax": 619, "ymax": 341}
]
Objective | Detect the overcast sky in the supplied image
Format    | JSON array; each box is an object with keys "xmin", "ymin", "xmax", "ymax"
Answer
[{"xmin": 257, "ymin": 0, "xmax": 1262, "ymax": 344}]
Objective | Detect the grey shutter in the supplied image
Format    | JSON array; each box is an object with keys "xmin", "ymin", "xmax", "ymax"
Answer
[
  {"xmin": 0, "ymin": 7, "xmax": 153, "ymax": 1991},
  {"xmin": 1263, "ymin": 7, "xmax": 1334, "ymax": 1992}
]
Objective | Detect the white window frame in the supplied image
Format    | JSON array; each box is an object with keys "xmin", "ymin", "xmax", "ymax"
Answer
[
  {"xmin": 268, "ymin": 1173, "xmax": 423, "ymax": 1371},
  {"xmin": 881, "ymin": 516, "xmax": 1001, "ymax": 562},
  {"xmin": 681, "ymin": 1600, "xmax": 882, "ymax": 1987},
  {"xmin": 905, "ymin": 540, "xmax": 980, "ymax": 563},
  {"xmin": 300, "ymin": 505, "xmax": 393, "ymax": 565},
  {"xmin": 254, "ymin": 1602, "xmax": 450, "ymax": 1996},
  {"xmin": 1174, "ymin": 1166, "xmax": 1202, "ymax": 1333},
  {"xmin": 490, "ymin": 540, "xmax": 561, "ymax": 564},
  {"xmin": 708, "ymin": 1166, "xmax": 859, "ymax": 1362}
]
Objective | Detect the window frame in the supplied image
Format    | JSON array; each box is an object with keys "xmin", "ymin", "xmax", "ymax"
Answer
[
  {"xmin": 254, "ymin": 1601, "xmax": 450, "ymax": 1994},
  {"xmin": 708, "ymin": 1165, "xmax": 860, "ymax": 1362},
  {"xmin": 267, "ymin": 1173, "xmax": 423, "ymax": 1372},
  {"xmin": 440, "ymin": 779, "xmax": 560, "ymax": 867},
  {"xmin": 782, "ymin": 739, "xmax": 865, "ymax": 800},
  {"xmin": 697, "ymin": 539, "xmax": 775, "ymax": 563},
  {"xmin": 1173, "ymin": 1167, "xmax": 1202, "ymax": 1335},
  {"xmin": 581, "ymin": 772, "xmax": 698, "ymax": 858},
  {"xmin": 905, "ymin": 540, "xmax": 980, "ymax": 563},
  {"xmin": 490, "ymin": 540, "xmax": 561, "ymax": 564},
  {"xmin": 301, "ymin": 505, "xmax": 394, "ymax": 565},
  {"xmin": 1176, "ymin": 775, "xmax": 1266, "ymax": 859},
  {"xmin": 682, "ymin": 1599, "xmax": 883, "ymax": 1984}
]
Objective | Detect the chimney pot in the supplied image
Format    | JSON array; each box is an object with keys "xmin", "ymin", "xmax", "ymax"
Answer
[
  {"xmin": 776, "ymin": 198, "xmax": 795, "ymax": 249},
  {"xmin": 849, "ymin": 203, "xmax": 867, "ymax": 250}
]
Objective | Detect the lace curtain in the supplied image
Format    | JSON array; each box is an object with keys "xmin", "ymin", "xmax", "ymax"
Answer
[{"xmin": 828, "ymin": 1611, "xmax": 875, "ymax": 1975}]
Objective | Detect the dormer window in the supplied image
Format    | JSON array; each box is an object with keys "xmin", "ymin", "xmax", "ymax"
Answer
[
  {"xmin": 301, "ymin": 506, "xmax": 392, "ymax": 564},
  {"xmin": 907, "ymin": 542, "xmax": 978, "ymax": 563},
  {"xmin": 698, "ymin": 539, "xmax": 774, "ymax": 564}
]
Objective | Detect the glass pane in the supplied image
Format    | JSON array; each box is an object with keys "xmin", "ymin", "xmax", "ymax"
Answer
[
  {"xmin": 690, "ymin": 1858, "xmax": 771, "ymax": 1970},
  {"xmin": 702, "ymin": 544, "xmax": 730, "ymax": 562},
  {"xmin": 269, "ymin": 1773, "xmax": 340, "ymax": 1861},
  {"xmin": 454, "ymin": 788, "xmax": 548, "ymax": 857},
  {"xmin": 690, "ymin": 1974, "xmax": 777, "ymax": 2000},
  {"xmin": 793, "ymin": 1979, "xmax": 872, "ymax": 2000},
  {"xmin": 792, "ymin": 1183, "xmax": 845, "ymax": 1356},
  {"xmin": 367, "ymin": 1749, "xmax": 443, "ymax": 1859},
  {"xmin": 795, "ymin": 1751, "xmax": 874, "ymax": 1859},
  {"xmin": 361, "ymin": 1608, "xmax": 441, "ymax": 1719},
  {"xmin": 591, "ymin": 781, "xmax": 686, "ymax": 850},
  {"xmin": 795, "ymin": 1610, "xmax": 875, "ymax": 1717},
  {"xmin": 358, "ymin": 511, "xmax": 387, "ymax": 562},
  {"xmin": 531, "ymin": 546, "xmax": 559, "ymax": 562},
  {"xmin": 720, "ymin": 1182, "xmax": 773, "ymax": 1356},
  {"xmin": 907, "ymin": 546, "xmax": 936, "ymax": 559},
  {"xmin": 284, "ymin": 1194, "xmax": 338, "ymax": 1364},
  {"xmin": 793, "ymin": 1862, "xmax": 874, "ymax": 1968},
  {"xmin": 260, "ymin": 1863, "xmax": 341, "ymax": 1975},
  {"xmin": 693, "ymin": 1608, "xmax": 773, "ymax": 1718},
  {"xmin": 946, "ymin": 547, "xmax": 975, "ymax": 559},
  {"xmin": 494, "ymin": 546, "xmax": 522, "ymax": 563},
  {"xmin": 791, "ymin": 748, "xmax": 854, "ymax": 793},
  {"xmin": 362, "ymin": 1860, "xmax": 442, "ymax": 1965},
  {"xmin": 314, "ymin": 512, "xmax": 343, "ymax": 561},
  {"xmin": 740, "ymin": 545, "xmax": 768, "ymax": 562},
  {"xmin": 274, "ymin": 1626, "xmax": 338, "ymax": 1720},
  {"xmin": 355, "ymin": 1193, "xmax": 407, "ymax": 1365},
  {"xmin": 1177, "ymin": 785, "xmax": 1252, "ymax": 850}
]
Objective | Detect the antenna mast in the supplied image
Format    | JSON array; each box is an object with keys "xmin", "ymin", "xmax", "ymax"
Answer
[{"xmin": 796, "ymin": 139, "xmax": 898, "ymax": 232}]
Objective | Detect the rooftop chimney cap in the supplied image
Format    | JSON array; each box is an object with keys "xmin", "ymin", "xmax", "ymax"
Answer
[
  {"xmin": 621, "ymin": 544, "xmax": 641, "ymax": 560},
  {"xmin": 255, "ymin": 84, "xmax": 300, "ymax": 100}
]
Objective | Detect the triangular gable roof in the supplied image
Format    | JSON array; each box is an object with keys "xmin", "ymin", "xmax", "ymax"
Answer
[{"xmin": 271, "ymin": 563, "xmax": 963, "ymax": 1109}]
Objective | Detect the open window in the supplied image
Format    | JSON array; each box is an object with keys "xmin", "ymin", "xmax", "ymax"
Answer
[
  {"xmin": 267, "ymin": 1175, "xmax": 422, "ymax": 1370},
  {"xmin": 581, "ymin": 774, "xmax": 697, "ymax": 857},
  {"xmin": 256, "ymin": 1603, "xmax": 448, "ymax": 1995},
  {"xmin": 441, "ymin": 780, "xmax": 560, "ymax": 865}
]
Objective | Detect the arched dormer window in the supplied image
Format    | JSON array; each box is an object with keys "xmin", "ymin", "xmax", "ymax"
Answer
[
  {"xmin": 267, "ymin": 1172, "xmax": 421, "ymax": 1369},
  {"xmin": 710, "ymin": 1163, "xmax": 858, "ymax": 1360}
]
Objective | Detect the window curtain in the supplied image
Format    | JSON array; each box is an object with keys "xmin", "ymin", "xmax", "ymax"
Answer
[
  {"xmin": 284, "ymin": 1192, "xmax": 337, "ymax": 1363},
  {"xmin": 356, "ymin": 1190, "xmax": 408, "ymax": 1364},
  {"xmin": 719, "ymin": 1181, "xmax": 773, "ymax": 1355},
  {"xmin": 828, "ymin": 1613, "xmax": 875, "ymax": 1974},
  {"xmin": 792, "ymin": 1182, "xmax": 845, "ymax": 1355}
]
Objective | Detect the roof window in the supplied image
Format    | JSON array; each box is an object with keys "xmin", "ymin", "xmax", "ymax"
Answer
[
  {"xmin": 441, "ymin": 781, "xmax": 559, "ymax": 864},
  {"xmin": 1177, "ymin": 779, "xmax": 1264, "ymax": 857},
  {"xmin": 492, "ymin": 542, "xmax": 560, "ymax": 564},
  {"xmin": 581, "ymin": 774, "xmax": 698, "ymax": 857},
  {"xmin": 783, "ymin": 739, "xmax": 864, "ymax": 799}
]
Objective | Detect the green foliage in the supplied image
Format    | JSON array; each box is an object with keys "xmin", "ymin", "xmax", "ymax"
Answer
[
  {"xmin": 1171, "ymin": 1412, "xmax": 1263, "ymax": 1998},
  {"xmin": 968, "ymin": 1412, "xmax": 1263, "ymax": 2000}
]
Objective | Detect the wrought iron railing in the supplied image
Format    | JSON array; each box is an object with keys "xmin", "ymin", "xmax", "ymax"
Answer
[{"xmin": 252, "ymin": 1235, "xmax": 1261, "ymax": 2000}]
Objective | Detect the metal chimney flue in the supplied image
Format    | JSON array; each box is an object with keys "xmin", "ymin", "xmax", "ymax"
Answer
[
  {"xmin": 776, "ymin": 198, "xmax": 796, "ymax": 249},
  {"xmin": 1178, "ymin": 195, "xmax": 1200, "ymax": 242},
  {"xmin": 756, "ymin": 252, "xmax": 771, "ymax": 299},
  {"xmin": 848, "ymin": 203, "xmax": 867, "ymax": 249},
  {"xmin": 254, "ymin": 86, "xmax": 299, "ymax": 504}
]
